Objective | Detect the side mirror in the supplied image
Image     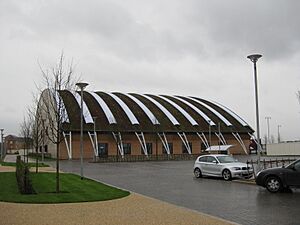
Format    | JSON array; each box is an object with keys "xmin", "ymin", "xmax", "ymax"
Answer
[{"xmin": 212, "ymin": 160, "xmax": 218, "ymax": 164}]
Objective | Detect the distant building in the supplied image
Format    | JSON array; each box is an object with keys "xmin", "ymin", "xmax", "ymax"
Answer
[
  {"xmin": 267, "ymin": 141, "xmax": 300, "ymax": 156},
  {"xmin": 36, "ymin": 89, "xmax": 254, "ymax": 160},
  {"xmin": 4, "ymin": 135, "xmax": 33, "ymax": 153}
]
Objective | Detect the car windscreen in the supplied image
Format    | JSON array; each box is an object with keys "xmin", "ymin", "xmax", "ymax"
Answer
[
  {"xmin": 216, "ymin": 156, "xmax": 236, "ymax": 163},
  {"xmin": 287, "ymin": 159, "xmax": 300, "ymax": 169}
]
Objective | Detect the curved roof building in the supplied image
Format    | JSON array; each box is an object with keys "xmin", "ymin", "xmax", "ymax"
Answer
[
  {"xmin": 58, "ymin": 91, "xmax": 253, "ymax": 133},
  {"xmin": 37, "ymin": 90, "xmax": 254, "ymax": 160}
]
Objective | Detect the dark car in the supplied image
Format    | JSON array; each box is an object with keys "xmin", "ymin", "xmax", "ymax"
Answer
[{"xmin": 256, "ymin": 159, "xmax": 300, "ymax": 193}]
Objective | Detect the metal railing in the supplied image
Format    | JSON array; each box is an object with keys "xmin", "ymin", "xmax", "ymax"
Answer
[
  {"xmin": 93, "ymin": 154, "xmax": 200, "ymax": 163},
  {"xmin": 246, "ymin": 157, "xmax": 297, "ymax": 179}
]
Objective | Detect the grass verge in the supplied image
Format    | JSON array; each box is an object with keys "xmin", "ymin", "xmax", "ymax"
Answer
[
  {"xmin": 0, "ymin": 172, "xmax": 130, "ymax": 203},
  {"xmin": 0, "ymin": 162, "xmax": 49, "ymax": 167}
]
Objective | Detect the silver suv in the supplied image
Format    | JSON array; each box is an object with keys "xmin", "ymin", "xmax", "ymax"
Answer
[{"xmin": 193, "ymin": 154, "xmax": 253, "ymax": 181}]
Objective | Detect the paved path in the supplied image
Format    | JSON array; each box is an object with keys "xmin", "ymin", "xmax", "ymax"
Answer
[
  {"xmin": 3, "ymin": 154, "xmax": 35, "ymax": 163},
  {"xmin": 0, "ymin": 162, "xmax": 236, "ymax": 225},
  {"xmin": 56, "ymin": 160, "xmax": 300, "ymax": 225},
  {"xmin": 0, "ymin": 192, "xmax": 236, "ymax": 225}
]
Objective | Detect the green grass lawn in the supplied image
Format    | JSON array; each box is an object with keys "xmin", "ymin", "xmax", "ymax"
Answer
[
  {"xmin": 0, "ymin": 162, "xmax": 49, "ymax": 167},
  {"xmin": 0, "ymin": 172, "xmax": 130, "ymax": 203}
]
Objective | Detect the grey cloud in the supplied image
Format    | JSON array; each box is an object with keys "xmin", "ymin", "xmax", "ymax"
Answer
[
  {"xmin": 181, "ymin": 1, "xmax": 300, "ymax": 60},
  {"xmin": 3, "ymin": 0, "xmax": 300, "ymax": 62},
  {"xmin": 1, "ymin": 0, "xmax": 207, "ymax": 62},
  {"xmin": 1, "ymin": 0, "xmax": 300, "ymax": 140}
]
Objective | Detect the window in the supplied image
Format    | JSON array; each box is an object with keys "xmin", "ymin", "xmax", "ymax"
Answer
[
  {"xmin": 162, "ymin": 143, "xmax": 173, "ymax": 154},
  {"xmin": 206, "ymin": 156, "xmax": 216, "ymax": 163},
  {"xmin": 123, "ymin": 143, "xmax": 131, "ymax": 155},
  {"xmin": 141, "ymin": 143, "xmax": 152, "ymax": 155},
  {"xmin": 98, "ymin": 143, "xmax": 108, "ymax": 156},
  {"xmin": 199, "ymin": 156, "xmax": 207, "ymax": 162},
  {"xmin": 44, "ymin": 145, "xmax": 48, "ymax": 153},
  {"xmin": 294, "ymin": 161, "xmax": 300, "ymax": 172},
  {"xmin": 182, "ymin": 142, "xmax": 192, "ymax": 154}
]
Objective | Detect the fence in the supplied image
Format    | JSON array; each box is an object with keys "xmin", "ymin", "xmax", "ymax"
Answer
[
  {"xmin": 246, "ymin": 157, "xmax": 297, "ymax": 179},
  {"xmin": 94, "ymin": 154, "xmax": 200, "ymax": 163}
]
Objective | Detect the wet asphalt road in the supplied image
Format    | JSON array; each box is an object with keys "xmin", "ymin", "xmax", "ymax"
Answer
[{"xmin": 56, "ymin": 160, "xmax": 300, "ymax": 225}]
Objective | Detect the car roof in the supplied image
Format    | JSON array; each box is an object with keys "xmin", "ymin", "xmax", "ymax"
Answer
[{"xmin": 198, "ymin": 154, "xmax": 229, "ymax": 158}]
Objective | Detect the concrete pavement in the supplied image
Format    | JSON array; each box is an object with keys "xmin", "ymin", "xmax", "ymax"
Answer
[
  {"xmin": 56, "ymin": 159, "xmax": 300, "ymax": 225},
  {"xmin": 0, "ymin": 156, "xmax": 237, "ymax": 225}
]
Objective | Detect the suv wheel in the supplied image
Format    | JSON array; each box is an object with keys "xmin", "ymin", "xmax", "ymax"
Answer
[
  {"xmin": 265, "ymin": 176, "xmax": 282, "ymax": 193},
  {"xmin": 222, "ymin": 169, "xmax": 232, "ymax": 181},
  {"xmin": 194, "ymin": 168, "xmax": 202, "ymax": 178}
]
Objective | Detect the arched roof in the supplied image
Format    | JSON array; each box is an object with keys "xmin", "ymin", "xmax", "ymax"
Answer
[{"xmin": 58, "ymin": 90, "xmax": 253, "ymax": 133}]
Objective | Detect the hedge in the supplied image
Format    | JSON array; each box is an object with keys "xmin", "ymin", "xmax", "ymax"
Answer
[{"xmin": 15, "ymin": 156, "xmax": 35, "ymax": 194}]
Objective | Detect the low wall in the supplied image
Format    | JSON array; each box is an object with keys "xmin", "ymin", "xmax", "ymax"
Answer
[{"xmin": 267, "ymin": 142, "xmax": 300, "ymax": 156}]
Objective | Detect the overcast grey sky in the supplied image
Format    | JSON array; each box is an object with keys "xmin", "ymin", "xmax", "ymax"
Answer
[{"xmin": 1, "ymin": 0, "xmax": 300, "ymax": 141}]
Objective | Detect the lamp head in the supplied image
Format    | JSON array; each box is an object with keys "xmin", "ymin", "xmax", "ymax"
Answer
[
  {"xmin": 247, "ymin": 54, "xmax": 262, "ymax": 63},
  {"xmin": 76, "ymin": 82, "xmax": 89, "ymax": 90}
]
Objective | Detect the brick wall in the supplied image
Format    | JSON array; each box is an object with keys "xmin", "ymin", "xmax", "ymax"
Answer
[{"xmin": 54, "ymin": 132, "xmax": 251, "ymax": 159}]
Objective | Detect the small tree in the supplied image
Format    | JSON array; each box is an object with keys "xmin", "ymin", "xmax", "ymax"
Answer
[
  {"xmin": 37, "ymin": 53, "xmax": 77, "ymax": 193},
  {"xmin": 29, "ymin": 100, "xmax": 44, "ymax": 173},
  {"xmin": 19, "ymin": 113, "xmax": 34, "ymax": 164}
]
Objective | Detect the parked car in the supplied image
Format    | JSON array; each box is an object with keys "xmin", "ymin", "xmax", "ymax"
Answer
[
  {"xmin": 193, "ymin": 154, "xmax": 253, "ymax": 181},
  {"xmin": 256, "ymin": 158, "xmax": 300, "ymax": 193}
]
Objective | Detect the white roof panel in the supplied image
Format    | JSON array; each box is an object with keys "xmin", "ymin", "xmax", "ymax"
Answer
[
  {"xmin": 210, "ymin": 100, "xmax": 249, "ymax": 127},
  {"xmin": 158, "ymin": 95, "xmax": 198, "ymax": 126},
  {"xmin": 107, "ymin": 93, "xmax": 139, "ymax": 125},
  {"xmin": 173, "ymin": 96, "xmax": 215, "ymax": 126},
  {"xmin": 141, "ymin": 94, "xmax": 180, "ymax": 126},
  {"xmin": 73, "ymin": 92, "xmax": 94, "ymax": 123},
  {"xmin": 188, "ymin": 97, "xmax": 232, "ymax": 126},
  {"xmin": 89, "ymin": 92, "xmax": 117, "ymax": 124},
  {"xmin": 125, "ymin": 93, "xmax": 160, "ymax": 125},
  {"xmin": 55, "ymin": 91, "xmax": 69, "ymax": 123}
]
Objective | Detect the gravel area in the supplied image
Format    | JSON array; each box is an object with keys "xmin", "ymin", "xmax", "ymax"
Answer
[
  {"xmin": 0, "ymin": 165, "xmax": 236, "ymax": 225},
  {"xmin": 0, "ymin": 193, "xmax": 236, "ymax": 225}
]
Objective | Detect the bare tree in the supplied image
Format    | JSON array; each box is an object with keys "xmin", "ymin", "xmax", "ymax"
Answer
[
  {"xmin": 19, "ymin": 113, "xmax": 33, "ymax": 164},
  {"xmin": 37, "ymin": 53, "xmax": 77, "ymax": 193},
  {"xmin": 30, "ymin": 99, "xmax": 44, "ymax": 173}
]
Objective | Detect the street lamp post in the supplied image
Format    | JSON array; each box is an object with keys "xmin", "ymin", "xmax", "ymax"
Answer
[
  {"xmin": 265, "ymin": 116, "xmax": 271, "ymax": 144},
  {"xmin": 76, "ymin": 82, "xmax": 89, "ymax": 180},
  {"xmin": 247, "ymin": 53, "xmax": 262, "ymax": 170},
  {"xmin": 0, "ymin": 129, "xmax": 4, "ymax": 159},
  {"xmin": 218, "ymin": 122, "xmax": 221, "ymax": 151},
  {"xmin": 93, "ymin": 116, "xmax": 97, "ymax": 161},
  {"xmin": 277, "ymin": 125, "xmax": 282, "ymax": 143},
  {"xmin": 208, "ymin": 120, "xmax": 212, "ymax": 147},
  {"xmin": 42, "ymin": 118, "xmax": 45, "ymax": 163}
]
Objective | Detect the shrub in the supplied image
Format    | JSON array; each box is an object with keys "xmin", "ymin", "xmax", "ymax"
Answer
[
  {"xmin": 15, "ymin": 156, "xmax": 35, "ymax": 194},
  {"xmin": 28, "ymin": 152, "xmax": 52, "ymax": 159}
]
